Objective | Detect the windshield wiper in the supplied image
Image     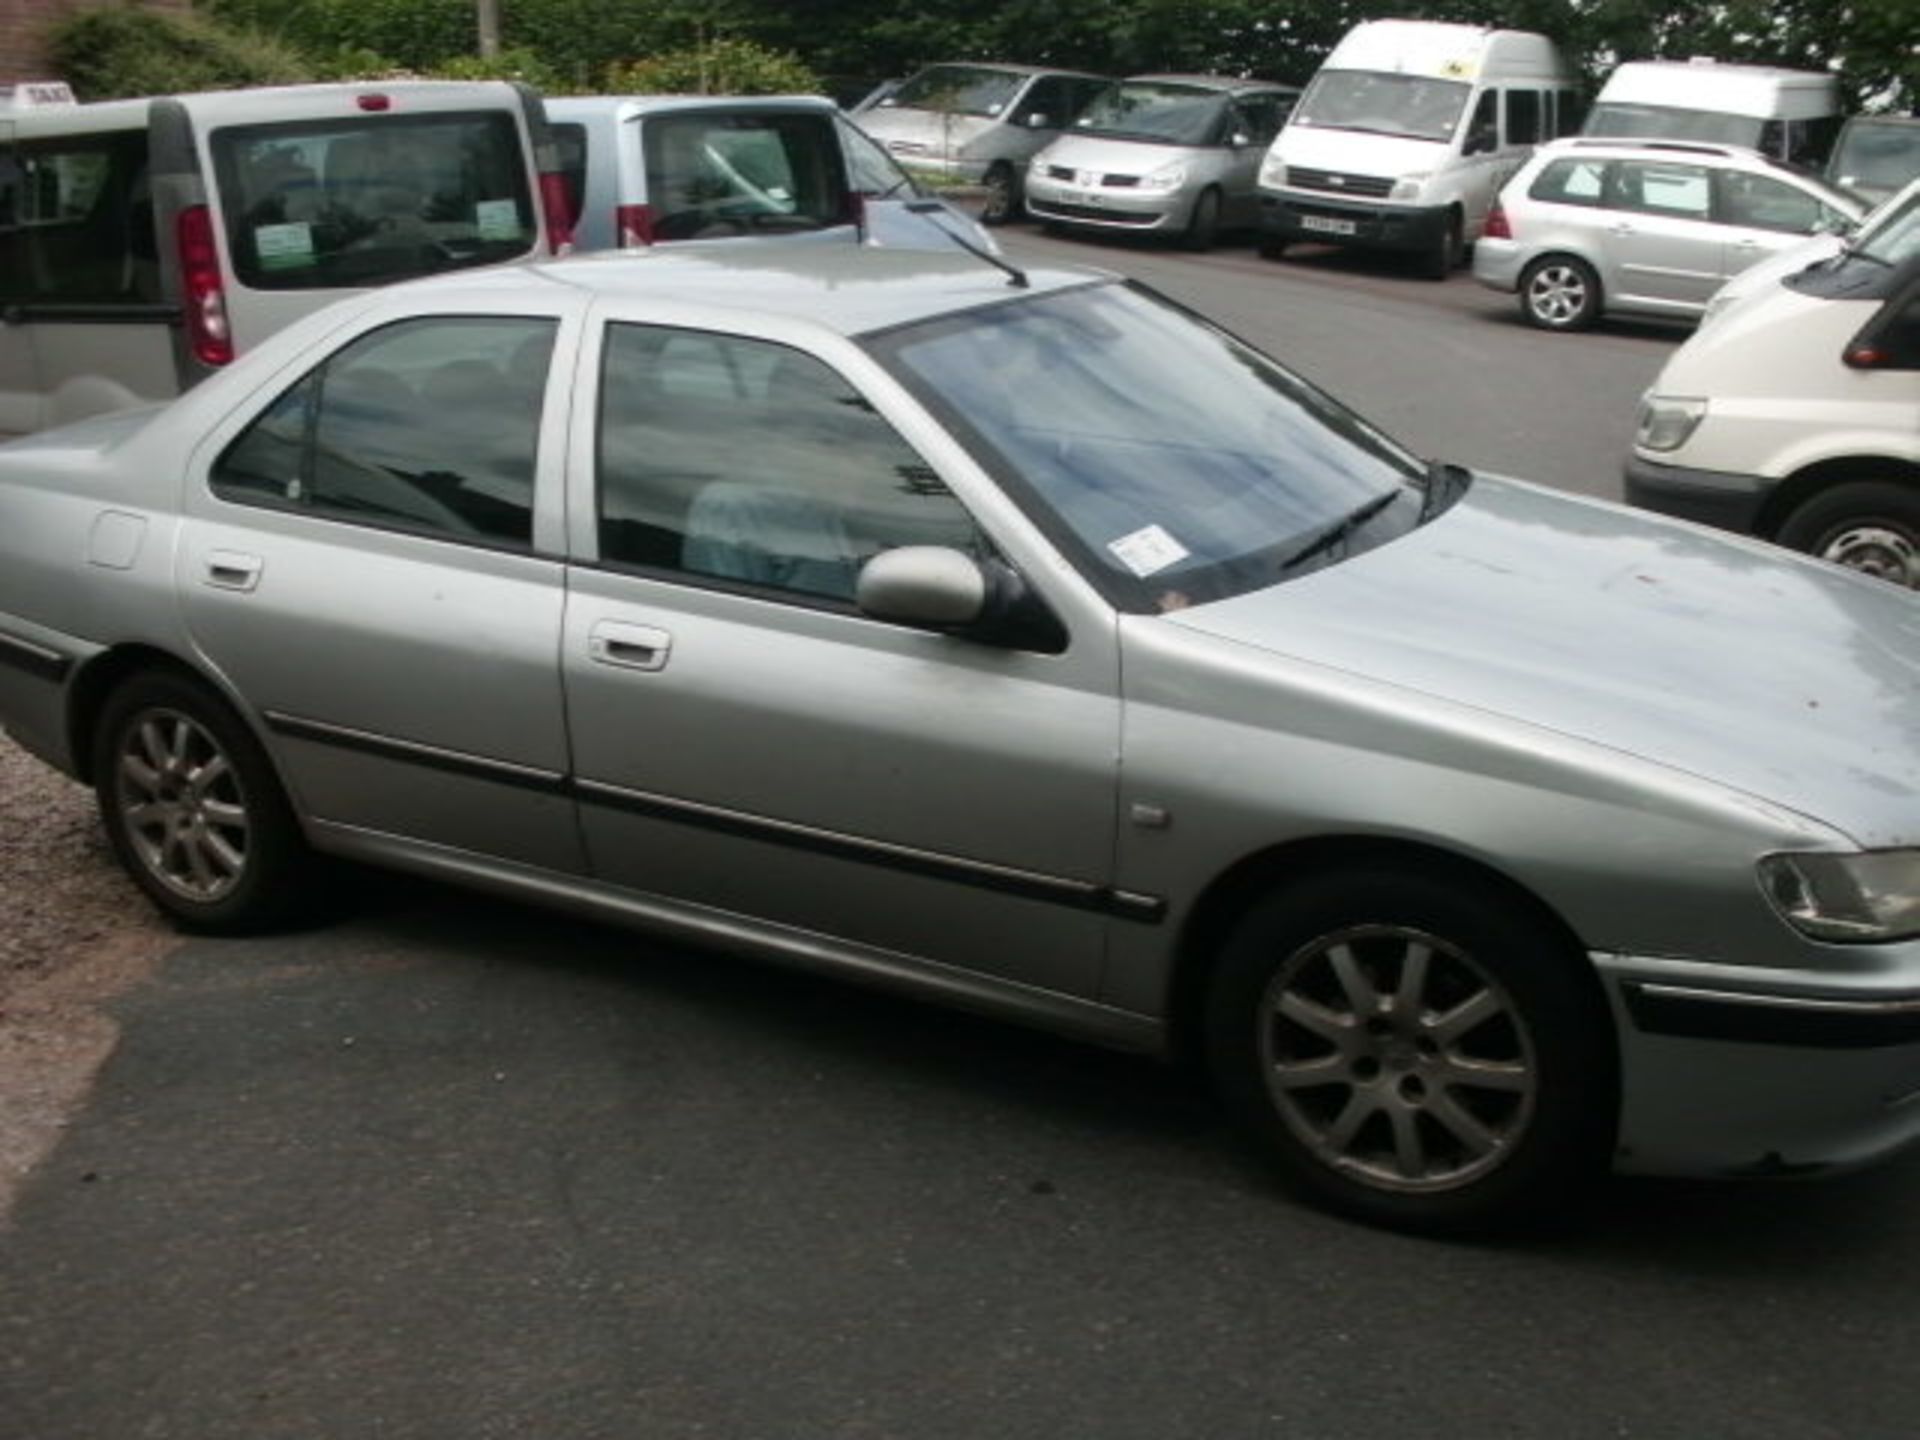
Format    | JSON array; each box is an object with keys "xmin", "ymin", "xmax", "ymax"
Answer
[
  {"xmin": 1276, "ymin": 488, "xmax": 1403, "ymax": 573},
  {"xmin": 902, "ymin": 199, "xmax": 1029, "ymax": 287}
]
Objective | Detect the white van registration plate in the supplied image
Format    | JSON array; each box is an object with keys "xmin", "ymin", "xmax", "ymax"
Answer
[{"xmin": 1301, "ymin": 215, "xmax": 1357, "ymax": 236}]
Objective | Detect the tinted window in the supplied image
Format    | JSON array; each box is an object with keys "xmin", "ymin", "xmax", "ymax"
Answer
[
  {"xmin": 1614, "ymin": 160, "xmax": 1711, "ymax": 220},
  {"xmin": 1074, "ymin": 82, "xmax": 1230, "ymax": 146},
  {"xmin": 642, "ymin": 111, "xmax": 850, "ymax": 241},
  {"xmin": 1529, "ymin": 157, "xmax": 1608, "ymax": 206},
  {"xmin": 1585, "ymin": 104, "xmax": 1764, "ymax": 150},
  {"xmin": 1021, "ymin": 76, "xmax": 1073, "ymax": 127},
  {"xmin": 210, "ymin": 111, "xmax": 536, "ymax": 291},
  {"xmin": 213, "ymin": 315, "xmax": 554, "ymax": 547},
  {"xmin": 0, "ymin": 128, "xmax": 157, "ymax": 306},
  {"xmin": 1718, "ymin": 172, "xmax": 1828, "ymax": 234},
  {"xmin": 551, "ymin": 120, "xmax": 587, "ymax": 228},
  {"xmin": 1506, "ymin": 91, "xmax": 1541, "ymax": 146},
  {"xmin": 596, "ymin": 325, "xmax": 987, "ymax": 602},
  {"xmin": 1233, "ymin": 94, "xmax": 1292, "ymax": 145},
  {"xmin": 1554, "ymin": 89, "xmax": 1588, "ymax": 138}
]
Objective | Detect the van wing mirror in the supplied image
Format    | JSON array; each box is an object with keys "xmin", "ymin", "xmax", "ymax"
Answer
[
  {"xmin": 1465, "ymin": 123, "xmax": 1499, "ymax": 157},
  {"xmin": 1025, "ymin": 111, "xmax": 1053, "ymax": 130}
]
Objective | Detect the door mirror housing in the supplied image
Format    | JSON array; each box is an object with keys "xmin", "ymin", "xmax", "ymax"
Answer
[
  {"xmin": 1464, "ymin": 123, "xmax": 1499, "ymax": 157},
  {"xmin": 1228, "ymin": 131, "xmax": 1252, "ymax": 150},
  {"xmin": 857, "ymin": 547, "xmax": 1067, "ymax": 652},
  {"xmin": 1025, "ymin": 111, "xmax": 1053, "ymax": 130}
]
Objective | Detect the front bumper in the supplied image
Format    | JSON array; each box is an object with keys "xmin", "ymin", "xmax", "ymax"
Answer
[
  {"xmin": 1259, "ymin": 190, "xmax": 1451, "ymax": 253},
  {"xmin": 1600, "ymin": 951, "xmax": 1920, "ymax": 1177},
  {"xmin": 1623, "ymin": 452, "xmax": 1774, "ymax": 537},
  {"xmin": 1023, "ymin": 174, "xmax": 1186, "ymax": 233}
]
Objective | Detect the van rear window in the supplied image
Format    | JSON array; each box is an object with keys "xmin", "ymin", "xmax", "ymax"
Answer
[
  {"xmin": 0, "ymin": 129, "xmax": 159, "ymax": 307},
  {"xmin": 210, "ymin": 111, "xmax": 536, "ymax": 290}
]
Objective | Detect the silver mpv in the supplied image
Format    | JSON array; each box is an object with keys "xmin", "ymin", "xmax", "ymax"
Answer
[{"xmin": 4, "ymin": 245, "xmax": 1920, "ymax": 1235}]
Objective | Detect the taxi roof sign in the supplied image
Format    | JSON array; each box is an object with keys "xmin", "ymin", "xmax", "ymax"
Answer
[{"xmin": 0, "ymin": 81, "xmax": 79, "ymax": 111}]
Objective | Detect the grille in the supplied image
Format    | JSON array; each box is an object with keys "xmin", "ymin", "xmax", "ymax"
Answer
[
  {"xmin": 1047, "ymin": 168, "xmax": 1143, "ymax": 188},
  {"xmin": 1286, "ymin": 166, "xmax": 1394, "ymax": 199},
  {"xmin": 1030, "ymin": 201, "xmax": 1156, "ymax": 225}
]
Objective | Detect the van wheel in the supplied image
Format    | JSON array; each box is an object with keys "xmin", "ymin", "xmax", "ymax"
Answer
[
  {"xmin": 1182, "ymin": 188, "xmax": 1223, "ymax": 252},
  {"xmin": 1422, "ymin": 211, "xmax": 1463, "ymax": 280},
  {"xmin": 1520, "ymin": 255, "xmax": 1599, "ymax": 330},
  {"xmin": 1204, "ymin": 867, "xmax": 1615, "ymax": 1234},
  {"xmin": 980, "ymin": 164, "xmax": 1021, "ymax": 226},
  {"xmin": 93, "ymin": 670, "xmax": 315, "ymax": 933},
  {"xmin": 1777, "ymin": 481, "xmax": 1920, "ymax": 588},
  {"xmin": 1258, "ymin": 234, "xmax": 1289, "ymax": 261}
]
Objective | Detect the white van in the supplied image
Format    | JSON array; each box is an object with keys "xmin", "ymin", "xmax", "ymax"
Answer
[
  {"xmin": 1626, "ymin": 185, "xmax": 1920, "ymax": 585},
  {"xmin": 1582, "ymin": 60, "xmax": 1841, "ymax": 168},
  {"xmin": 543, "ymin": 94, "xmax": 993, "ymax": 254},
  {"xmin": 0, "ymin": 80, "xmax": 568, "ymax": 435},
  {"xmin": 1257, "ymin": 19, "xmax": 1577, "ymax": 278}
]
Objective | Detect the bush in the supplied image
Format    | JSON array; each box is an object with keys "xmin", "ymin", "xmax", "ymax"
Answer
[
  {"xmin": 605, "ymin": 38, "xmax": 821, "ymax": 96},
  {"xmin": 46, "ymin": 4, "xmax": 314, "ymax": 100},
  {"xmin": 424, "ymin": 46, "xmax": 569, "ymax": 92}
]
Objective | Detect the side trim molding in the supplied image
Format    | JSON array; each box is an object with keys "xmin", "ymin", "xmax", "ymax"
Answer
[
  {"xmin": 262, "ymin": 711, "xmax": 568, "ymax": 796},
  {"xmin": 0, "ymin": 628, "xmax": 74, "ymax": 685},
  {"xmin": 1623, "ymin": 980, "xmax": 1920, "ymax": 1050}
]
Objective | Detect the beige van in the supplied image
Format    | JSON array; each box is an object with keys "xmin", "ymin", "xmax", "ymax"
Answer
[{"xmin": 0, "ymin": 79, "xmax": 568, "ymax": 435}]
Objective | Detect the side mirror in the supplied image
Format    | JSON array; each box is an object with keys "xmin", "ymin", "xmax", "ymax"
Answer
[
  {"xmin": 1229, "ymin": 131, "xmax": 1252, "ymax": 150},
  {"xmin": 1025, "ymin": 111, "xmax": 1053, "ymax": 130},
  {"xmin": 1465, "ymin": 124, "xmax": 1498, "ymax": 157},
  {"xmin": 857, "ymin": 547, "xmax": 1068, "ymax": 651}
]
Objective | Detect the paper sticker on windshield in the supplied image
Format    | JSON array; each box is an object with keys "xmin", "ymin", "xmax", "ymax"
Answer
[
  {"xmin": 1108, "ymin": 524, "xmax": 1190, "ymax": 578},
  {"xmin": 254, "ymin": 222, "xmax": 315, "ymax": 271},
  {"xmin": 475, "ymin": 198, "xmax": 521, "ymax": 241}
]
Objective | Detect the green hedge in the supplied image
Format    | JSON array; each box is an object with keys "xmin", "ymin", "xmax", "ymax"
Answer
[{"xmin": 46, "ymin": 4, "xmax": 313, "ymax": 101}]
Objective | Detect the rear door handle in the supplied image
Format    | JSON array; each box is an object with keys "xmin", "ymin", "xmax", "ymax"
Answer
[
  {"xmin": 589, "ymin": 620, "xmax": 673, "ymax": 672},
  {"xmin": 203, "ymin": 549, "xmax": 263, "ymax": 592}
]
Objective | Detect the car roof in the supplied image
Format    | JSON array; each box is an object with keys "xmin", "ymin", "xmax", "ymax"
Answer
[
  {"xmin": 905, "ymin": 61, "xmax": 1103, "ymax": 80},
  {"xmin": 1121, "ymin": 74, "xmax": 1294, "ymax": 94},
  {"xmin": 544, "ymin": 94, "xmax": 839, "ymax": 119},
  {"xmin": 386, "ymin": 243, "xmax": 1115, "ymax": 337}
]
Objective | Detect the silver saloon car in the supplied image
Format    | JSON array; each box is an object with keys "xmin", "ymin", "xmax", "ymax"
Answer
[{"xmin": 4, "ymin": 245, "xmax": 1920, "ymax": 1234}]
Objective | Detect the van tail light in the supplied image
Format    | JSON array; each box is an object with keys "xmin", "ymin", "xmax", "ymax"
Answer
[
  {"xmin": 615, "ymin": 203, "xmax": 656, "ymax": 248},
  {"xmin": 1482, "ymin": 202, "xmax": 1512, "ymax": 240},
  {"xmin": 175, "ymin": 204, "xmax": 232, "ymax": 367},
  {"xmin": 538, "ymin": 172, "xmax": 574, "ymax": 255}
]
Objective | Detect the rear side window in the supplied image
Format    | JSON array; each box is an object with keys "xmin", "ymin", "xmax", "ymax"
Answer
[
  {"xmin": 642, "ymin": 111, "xmax": 850, "ymax": 241},
  {"xmin": 0, "ymin": 128, "xmax": 158, "ymax": 306},
  {"xmin": 211, "ymin": 315, "xmax": 555, "ymax": 547},
  {"xmin": 1528, "ymin": 157, "xmax": 1608, "ymax": 206},
  {"xmin": 209, "ymin": 111, "xmax": 536, "ymax": 291},
  {"xmin": 551, "ymin": 120, "xmax": 587, "ymax": 230},
  {"xmin": 1613, "ymin": 160, "xmax": 1711, "ymax": 220},
  {"xmin": 1505, "ymin": 91, "xmax": 1541, "ymax": 146}
]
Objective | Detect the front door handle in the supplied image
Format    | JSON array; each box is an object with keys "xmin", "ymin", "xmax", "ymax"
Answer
[
  {"xmin": 203, "ymin": 549, "xmax": 263, "ymax": 592},
  {"xmin": 589, "ymin": 620, "xmax": 673, "ymax": 672}
]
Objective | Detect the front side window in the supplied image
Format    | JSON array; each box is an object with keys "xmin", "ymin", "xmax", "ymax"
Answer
[
  {"xmin": 1614, "ymin": 160, "xmax": 1711, "ymax": 220},
  {"xmin": 596, "ymin": 325, "xmax": 987, "ymax": 602},
  {"xmin": 1291, "ymin": 71, "xmax": 1471, "ymax": 145},
  {"xmin": 210, "ymin": 111, "xmax": 536, "ymax": 291},
  {"xmin": 1074, "ymin": 82, "xmax": 1229, "ymax": 146},
  {"xmin": 212, "ymin": 315, "xmax": 555, "ymax": 547},
  {"xmin": 0, "ymin": 128, "xmax": 156, "ymax": 305},
  {"xmin": 872, "ymin": 283, "xmax": 1425, "ymax": 613},
  {"xmin": 1718, "ymin": 172, "xmax": 1831, "ymax": 235},
  {"xmin": 883, "ymin": 66, "xmax": 1025, "ymax": 119},
  {"xmin": 643, "ymin": 111, "xmax": 849, "ymax": 241}
]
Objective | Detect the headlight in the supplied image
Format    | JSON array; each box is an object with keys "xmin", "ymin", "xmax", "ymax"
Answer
[
  {"xmin": 1389, "ymin": 172, "xmax": 1432, "ymax": 202},
  {"xmin": 1028, "ymin": 154, "xmax": 1049, "ymax": 175},
  {"xmin": 1140, "ymin": 163, "xmax": 1187, "ymax": 193},
  {"xmin": 1760, "ymin": 851, "xmax": 1920, "ymax": 942},
  {"xmin": 1259, "ymin": 154, "xmax": 1286, "ymax": 187},
  {"xmin": 1634, "ymin": 395, "xmax": 1707, "ymax": 453}
]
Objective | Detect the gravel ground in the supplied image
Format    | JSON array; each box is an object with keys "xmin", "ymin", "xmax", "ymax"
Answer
[{"xmin": 0, "ymin": 735, "xmax": 173, "ymax": 1222}]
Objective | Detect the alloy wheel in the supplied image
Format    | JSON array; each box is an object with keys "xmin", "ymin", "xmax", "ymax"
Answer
[
  {"xmin": 1819, "ymin": 523, "xmax": 1920, "ymax": 587},
  {"xmin": 113, "ymin": 707, "xmax": 252, "ymax": 903},
  {"xmin": 1526, "ymin": 264, "xmax": 1590, "ymax": 327}
]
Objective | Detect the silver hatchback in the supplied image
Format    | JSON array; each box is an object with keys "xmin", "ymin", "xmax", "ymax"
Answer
[{"xmin": 1473, "ymin": 138, "xmax": 1862, "ymax": 329}]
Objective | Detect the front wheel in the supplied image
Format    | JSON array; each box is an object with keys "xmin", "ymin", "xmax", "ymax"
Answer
[
  {"xmin": 1422, "ymin": 211, "xmax": 1463, "ymax": 280},
  {"xmin": 1204, "ymin": 868, "xmax": 1615, "ymax": 1234},
  {"xmin": 979, "ymin": 164, "xmax": 1021, "ymax": 226},
  {"xmin": 1519, "ymin": 255, "xmax": 1600, "ymax": 330},
  {"xmin": 1182, "ymin": 188, "xmax": 1222, "ymax": 252},
  {"xmin": 1776, "ymin": 480, "xmax": 1920, "ymax": 588},
  {"xmin": 93, "ymin": 670, "xmax": 315, "ymax": 933}
]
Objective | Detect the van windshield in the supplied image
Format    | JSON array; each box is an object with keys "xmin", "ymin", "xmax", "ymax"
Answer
[
  {"xmin": 210, "ymin": 110, "xmax": 536, "ymax": 291},
  {"xmin": 1073, "ymin": 82, "xmax": 1226, "ymax": 146},
  {"xmin": 1856, "ymin": 185, "xmax": 1920, "ymax": 267},
  {"xmin": 1829, "ymin": 122, "xmax": 1920, "ymax": 198},
  {"xmin": 1585, "ymin": 103, "xmax": 1767, "ymax": 150},
  {"xmin": 885, "ymin": 66, "xmax": 1025, "ymax": 119},
  {"xmin": 1292, "ymin": 71, "xmax": 1470, "ymax": 144}
]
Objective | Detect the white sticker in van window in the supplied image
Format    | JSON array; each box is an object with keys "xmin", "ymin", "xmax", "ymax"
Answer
[
  {"xmin": 255, "ymin": 222, "xmax": 315, "ymax": 270},
  {"xmin": 475, "ymin": 198, "xmax": 521, "ymax": 241},
  {"xmin": 1108, "ymin": 524, "xmax": 1190, "ymax": 578}
]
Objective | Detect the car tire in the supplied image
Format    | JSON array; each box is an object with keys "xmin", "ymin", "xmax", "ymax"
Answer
[
  {"xmin": 1182, "ymin": 188, "xmax": 1222, "ymax": 252},
  {"xmin": 1258, "ymin": 234, "xmax": 1289, "ymax": 261},
  {"xmin": 1203, "ymin": 866, "xmax": 1616, "ymax": 1235},
  {"xmin": 1776, "ymin": 480, "xmax": 1920, "ymax": 588},
  {"xmin": 1422, "ymin": 211, "xmax": 1463, "ymax": 281},
  {"xmin": 980, "ymin": 164, "xmax": 1021, "ymax": 226},
  {"xmin": 1519, "ymin": 255, "xmax": 1600, "ymax": 330},
  {"xmin": 93, "ymin": 669, "xmax": 316, "ymax": 933}
]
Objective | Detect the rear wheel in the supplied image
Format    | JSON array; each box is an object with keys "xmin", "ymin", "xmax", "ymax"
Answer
[
  {"xmin": 1776, "ymin": 480, "xmax": 1920, "ymax": 588},
  {"xmin": 1519, "ymin": 255, "xmax": 1600, "ymax": 330},
  {"xmin": 1204, "ymin": 867, "xmax": 1615, "ymax": 1234},
  {"xmin": 980, "ymin": 163, "xmax": 1021, "ymax": 226},
  {"xmin": 1182, "ymin": 188, "xmax": 1222, "ymax": 252},
  {"xmin": 93, "ymin": 670, "xmax": 315, "ymax": 933}
]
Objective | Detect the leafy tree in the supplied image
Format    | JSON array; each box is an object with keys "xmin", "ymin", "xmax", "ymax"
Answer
[
  {"xmin": 46, "ymin": 4, "xmax": 311, "ymax": 100},
  {"xmin": 605, "ymin": 38, "xmax": 820, "ymax": 96}
]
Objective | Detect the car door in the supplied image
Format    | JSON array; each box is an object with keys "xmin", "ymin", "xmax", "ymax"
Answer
[
  {"xmin": 1603, "ymin": 158, "xmax": 1725, "ymax": 313},
  {"xmin": 177, "ymin": 301, "xmax": 586, "ymax": 873},
  {"xmin": 1714, "ymin": 170, "xmax": 1848, "ymax": 285},
  {"xmin": 1221, "ymin": 96, "xmax": 1281, "ymax": 224},
  {"xmin": 560, "ymin": 314, "xmax": 1124, "ymax": 997}
]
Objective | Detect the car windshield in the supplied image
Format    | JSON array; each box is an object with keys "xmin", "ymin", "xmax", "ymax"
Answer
[
  {"xmin": 1072, "ymin": 82, "xmax": 1227, "ymax": 145},
  {"xmin": 1856, "ymin": 182, "xmax": 1920, "ymax": 266},
  {"xmin": 1830, "ymin": 122, "xmax": 1920, "ymax": 197},
  {"xmin": 210, "ymin": 111, "xmax": 536, "ymax": 291},
  {"xmin": 1292, "ymin": 71, "xmax": 1470, "ymax": 144},
  {"xmin": 884, "ymin": 66, "xmax": 1025, "ymax": 119},
  {"xmin": 871, "ymin": 282, "xmax": 1425, "ymax": 611},
  {"xmin": 1584, "ymin": 103, "xmax": 1766, "ymax": 149}
]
